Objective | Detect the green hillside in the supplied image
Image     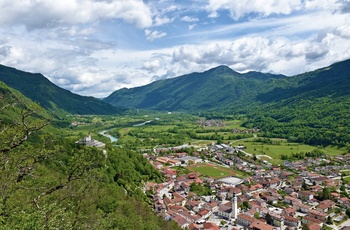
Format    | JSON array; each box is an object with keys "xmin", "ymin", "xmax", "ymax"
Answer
[
  {"xmin": 243, "ymin": 59, "xmax": 350, "ymax": 147},
  {"xmin": 0, "ymin": 65, "xmax": 120, "ymax": 115},
  {"xmin": 104, "ymin": 65, "xmax": 290, "ymax": 111},
  {"xmin": 104, "ymin": 59, "xmax": 350, "ymax": 114},
  {"xmin": 0, "ymin": 81, "xmax": 180, "ymax": 229}
]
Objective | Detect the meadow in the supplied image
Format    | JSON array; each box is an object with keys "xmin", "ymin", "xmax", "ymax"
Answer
[
  {"xmin": 187, "ymin": 163, "xmax": 239, "ymax": 179},
  {"xmin": 234, "ymin": 138, "xmax": 347, "ymax": 165}
]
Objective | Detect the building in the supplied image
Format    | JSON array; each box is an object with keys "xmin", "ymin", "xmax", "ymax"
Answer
[{"xmin": 76, "ymin": 133, "xmax": 106, "ymax": 148}]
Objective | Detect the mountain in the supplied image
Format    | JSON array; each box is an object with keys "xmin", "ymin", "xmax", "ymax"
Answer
[
  {"xmin": 0, "ymin": 81, "xmax": 181, "ymax": 229},
  {"xmin": 103, "ymin": 65, "xmax": 290, "ymax": 111},
  {"xmin": 104, "ymin": 59, "xmax": 350, "ymax": 112},
  {"xmin": 256, "ymin": 59, "xmax": 350, "ymax": 104},
  {"xmin": 0, "ymin": 65, "xmax": 120, "ymax": 115}
]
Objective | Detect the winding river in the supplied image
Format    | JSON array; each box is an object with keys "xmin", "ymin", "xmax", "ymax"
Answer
[{"xmin": 99, "ymin": 130, "xmax": 118, "ymax": 143}]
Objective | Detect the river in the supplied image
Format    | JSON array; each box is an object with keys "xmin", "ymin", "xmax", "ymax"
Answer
[
  {"xmin": 99, "ymin": 130, "xmax": 118, "ymax": 143},
  {"xmin": 133, "ymin": 120, "xmax": 153, "ymax": 126}
]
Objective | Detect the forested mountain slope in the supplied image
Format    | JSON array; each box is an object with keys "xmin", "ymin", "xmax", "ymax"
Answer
[
  {"xmin": 104, "ymin": 65, "xmax": 290, "ymax": 111},
  {"xmin": 0, "ymin": 82, "xmax": 180, "ymax": 229},
  {"xmin": 104, "ymin": 59, "xmax": 350, "ymax": 114},
  {"xmin": 243, "ymin": 59, "xmax": 350, "ymax": 147},
  {"xmin": 0, "ymin": 65, "xmax": 120, "ymax": 115}
]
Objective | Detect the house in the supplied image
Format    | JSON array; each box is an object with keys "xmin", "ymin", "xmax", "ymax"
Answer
[
  {"xmin": 283, "ymin": 214, "xmax": 299, "ymax": 228},
  {"xmin": 185, "ymin": 200, "xmax": 201, "ymax": 212},
  {"xmin": 298, "ymin": 191, "xmax": 314, "ymax": 201},
  {"xmin": 270, "ymin": 212, "xmax": 283, "ymax": 227},
  {"xmin": 168, "ymin": 159, "xmax": 181, "ymax": 166},
  {"xmin": 268, "ymin": 178, "xmax": 281, "ymax": 188},
  {"xmin": 188, "ymin": 223, "xmax": 200, "ymax": 230},
  {"xmin": 339, "ymin": 197, "xmax": 350, "ymax": 205},
  {"xmin": 310, "ymin": 176, "xmax": 328, "ymax": 185},
  {"xmin": 237, "ymin": 213, "xmax": 255, "ymax": 227},
  {"xmin": 203, "ymin": 222, "xmax": 220, "ymax": 230},
  {"xmin": 317, "ymin": 200, "xmax": 335, "ymax": 213},
  {"xmin": 308, "ymin": 223, "xmax": 322, "ymax": 230},
  {"xmin": 294, "ymin": 203, "xmax": 310, "ymax": 213},
  {"xmin": 308, "ymin": 209, "xmax": 327, "ymax": 221},
  {"xmin": 197, "ymin": 209, "xmax": 212, "ymax": 219},
  {"xmin": 284, "ymin": 196, "xmax": 301, "ymax": 205},
  {"xmin": 153, "ymin": 161, "xmax": 163, "ymax": 169},
  {"xmin": 176, "ymin": 152, "xmax": 187, "ymax": 158},
  {"xmin": 163, "ymin": 167, "xmax": 177, "ymax": 179},
  {"xmin": 272, "ymin": 167, "xmax": 281, "ymax": 175},
  {"xmin": 156, "ymin": 157, "xmax": 169, "ymax": 164},
  {"xmin": 302, "ymin": 215, "xmax": 323, "ymax": 226},
  {"xmin": 266, "ymin": 196, "xmax": 279, "ymax": 205},
  {"xmin": 282, "ymin": 207, "xmax": 296, "ymax": 217},
  {"xmin": 171, "ymin": 213, "xmax": 190, "ymax": 229},
  {"xmin": 249, "ymin": 220, "xmax": 275, "ymax": 230}
]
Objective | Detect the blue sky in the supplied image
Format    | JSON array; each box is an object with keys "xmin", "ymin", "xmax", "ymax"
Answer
[{"xmin": 0, "ymin": 0, "xmax": 350, "ymax": 97}]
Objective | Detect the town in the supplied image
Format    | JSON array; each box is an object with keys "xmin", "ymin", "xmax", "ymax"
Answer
[{"xmin": 143, "ymin": 143, "xmax": 350, "ymax": 230}]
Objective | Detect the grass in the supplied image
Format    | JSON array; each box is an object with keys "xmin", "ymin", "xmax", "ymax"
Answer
[
  {"xmin": 234, "ymin": 138, "xmax": 347, "ymax": 165},
  {"xmin": 187, "ymin": 163, "xmax": 236, "ymax": 179}
]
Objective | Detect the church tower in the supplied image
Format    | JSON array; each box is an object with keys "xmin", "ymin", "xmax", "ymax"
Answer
[{"xmin": 232, "ymin": 194, "xmax": 238, "ymax": 219}]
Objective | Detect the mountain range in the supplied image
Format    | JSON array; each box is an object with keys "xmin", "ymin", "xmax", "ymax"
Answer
[
  {"xmin": 103, "ymin": 59, "xmax": 350, "ymax": 113},
  {"xmin": 0, "ymin": 65, "xmax": 120, "ymax": 115},
  {"xmin": 0, "ymin": 59, "xmax": 349, "ymax": 115}
]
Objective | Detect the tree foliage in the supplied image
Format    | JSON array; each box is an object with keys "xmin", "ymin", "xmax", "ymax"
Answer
[{"xmin": 0, "ymin": 84, "xmax": 180, "ymax": 229}]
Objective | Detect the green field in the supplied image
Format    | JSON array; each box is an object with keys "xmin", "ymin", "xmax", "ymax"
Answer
[
  {"xmin": 188, "ymin": 163, "xmax": 237, "ymax": 179},
  {"xmin": 234, "ymin": 138, "xmax": 347, "ymax": 165}
]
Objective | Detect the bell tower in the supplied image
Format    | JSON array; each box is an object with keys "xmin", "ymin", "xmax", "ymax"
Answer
[{"xmin": 232, "ymin": 194, "xmax": 237, "ymax": 219}]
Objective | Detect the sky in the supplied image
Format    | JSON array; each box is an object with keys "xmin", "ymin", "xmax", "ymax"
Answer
[{"xmin": 0, "ymin": 0, "xmax": 350, "ymax": 98}]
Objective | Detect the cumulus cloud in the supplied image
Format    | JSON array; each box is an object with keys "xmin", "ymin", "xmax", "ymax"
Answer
[
  {"xmin": 154, "ymin": 16, "xmax": 174, "ymax": 26},
  {"xmin": 145, "ymin": 29, "xmax": 167, "ymax": 41},
  {"xmin": 181, "ymin": 16, "xmax": 199, "ymax": 22},
  {"xmin": 142, "ymin": 59, "xmax": 162, "ymax": 73},
  {"xmin": 206, "ymin": 0, "xmax": 303, "ymax": 20},
  {"xmin": 205, "ymin": 0, "xmax": 350, "ymax": 20},
  {"xmin": 163, "ymin": 29, "xmax": 350, "ymax": 78},
  {"xmin": 0, "ymin": 0, "xmax": 153, "ymax": 29},
  {"xmin": 335, "ymin": 24, "xmax": 350, "ymax": 38}
]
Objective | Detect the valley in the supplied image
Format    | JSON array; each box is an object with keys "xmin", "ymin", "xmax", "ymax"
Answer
[
  {"xmin": 68, "ymin": 113, "xmax": 350, "ymax": 229},
  {"xmin": 1, "ymin": 59, "xmax": 350, "ymax": 229}
]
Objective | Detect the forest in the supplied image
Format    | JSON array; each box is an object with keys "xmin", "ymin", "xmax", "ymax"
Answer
[{"xmin": 0, "ymin": 82, "xmax": 180, "ymax": 229}]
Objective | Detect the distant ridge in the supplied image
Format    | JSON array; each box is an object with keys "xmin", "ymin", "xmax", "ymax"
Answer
[
  {"xmin": 103, "ymin": 59, "xmax": 350, "ymax": 112},
  {"xmin": 103, "ymin": 65, "xmax": 289, "ymax": 111},
  {"xmin": 0, "ymin": 65, "xmax": 120, "ymax": 115}
]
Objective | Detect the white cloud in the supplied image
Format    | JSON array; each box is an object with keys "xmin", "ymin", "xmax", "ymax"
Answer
[
  {"xmin": 142, "ymin": 59, "xmax": 162, "ymax": 73},
  {"xmin": 181, "ymin": 16, "xmax": 199, "ymax": 22},
  {"xmin": 189, "ymin": 24, "xmax": 197, "ymax": 30},
  {"xmin": 145, "ymin": 29, "xmax": 167, "ymax": 41},
  {"xmin": 154, "ymin": 16, "xmax": 174, "ymax": 26},
  {"xmin": 335, "ymin": 24, "xmax": 350, "ymax": 38},
  {"xmin": 0, "ymin": 0, "xmax": 153, "ymax": 29},
  {"xmin": 206, "ymin": 0, "xmax": 303, "ymax": 20}
]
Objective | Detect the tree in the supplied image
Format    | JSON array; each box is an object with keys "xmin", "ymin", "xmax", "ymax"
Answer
[
  {"xmin": 326, "ymin": 216, "xmax": 333, "ymax": 225},
  {"xmin": 254, "ymin": 212, "xmax": 260, "ymax": 219},
  {"xmin": 242, "ymin": 201, "xmax": 251, "ymax": 210},
  {"xmin": 319, "ymin": 187, "xmax": 331, "ymax": 200},
  {"xmin": 265, "ymin": 213, "xmax": 273, "ymax": 225},
  {"xmin": 346, "ymin": 208, "xmax": 350, "ymax": 218}
]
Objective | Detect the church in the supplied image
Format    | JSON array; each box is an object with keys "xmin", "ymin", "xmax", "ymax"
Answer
[
  {"xmin": 217, "ymin": 195, "xmax": 238, "ymax": 220},
  {"xmin": 77, "ymin": 133, "xmax": 106, "ymax": 148}
]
